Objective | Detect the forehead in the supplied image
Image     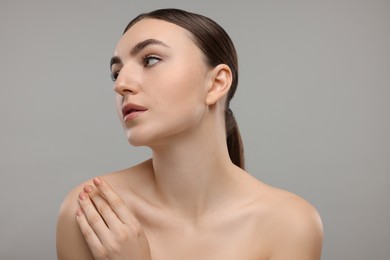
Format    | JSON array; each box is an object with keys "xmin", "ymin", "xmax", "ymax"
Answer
[{"xmin": 114, "ymin": 18, "xmax": 195, "ymax": 55}]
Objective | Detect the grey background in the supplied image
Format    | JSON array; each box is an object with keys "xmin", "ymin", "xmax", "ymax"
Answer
[{"xmin": 1, "ymin": 0, "xmax": 389, "ymax": 259}]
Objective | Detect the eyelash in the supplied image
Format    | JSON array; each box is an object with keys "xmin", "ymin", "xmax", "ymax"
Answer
[
  {"xmin": 110, "ymin": 72, "xmax": 118, "ymax": 82},
  {"xmin": 142, "ymin": 54, "xmax": 161, "ymax": 67},
  {"xmin": 110, "ymin": 55, "xmax": 162, "ymax": 82}
]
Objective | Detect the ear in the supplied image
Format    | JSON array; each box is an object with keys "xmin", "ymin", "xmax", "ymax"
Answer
[{"xmin": 205, "ymin": 64, "xmax": 233, "ymax": 105}]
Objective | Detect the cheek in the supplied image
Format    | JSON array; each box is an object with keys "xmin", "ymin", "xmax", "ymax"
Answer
[
  {"xmin": 155, "ymin": 83, "xmax": 207, "ymax": 133},
  {"xmin": 154, "ymin": 64, "xmax": 207, "ymax": 106},
  {"xmin": 150, "ymin": 82, "xmax": 205, "ymax": 123}
]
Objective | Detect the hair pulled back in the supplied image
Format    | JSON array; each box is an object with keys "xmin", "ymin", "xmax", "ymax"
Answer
[{"xmin": 124, "ymin": 8, "xmax": 245, "ymax": 169}]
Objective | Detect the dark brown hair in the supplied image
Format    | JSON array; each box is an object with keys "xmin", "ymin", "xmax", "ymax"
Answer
[{"xmin": 124, "ymin": 8, "xmax": 245, "ymax": 169}]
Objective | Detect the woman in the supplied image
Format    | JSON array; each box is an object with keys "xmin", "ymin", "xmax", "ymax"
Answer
[{"xmin": 57, "ymin": 8, "xmax": 323, "ymax": 260}]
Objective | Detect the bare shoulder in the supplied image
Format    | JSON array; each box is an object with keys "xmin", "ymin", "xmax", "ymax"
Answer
[
  {"xmin": 252, "ymin": 183, "xmax": 323, "ymax": 260},
  {"xmin": 56, "ymin": 178, "xmax": 95, "ymax": 260},
  {"xmin": 56, "ymin": 159, "xmax": 151, "ymax": 260}
]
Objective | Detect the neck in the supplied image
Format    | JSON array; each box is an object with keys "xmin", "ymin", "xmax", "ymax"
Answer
[{"xmin": 148, "ymin": 121, "xmax": 240, "ymax": 220}]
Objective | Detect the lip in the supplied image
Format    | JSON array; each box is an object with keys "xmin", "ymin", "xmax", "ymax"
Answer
[{"xmin": 122, "ymin": 103, "xmax": 148, "ymax": 122}]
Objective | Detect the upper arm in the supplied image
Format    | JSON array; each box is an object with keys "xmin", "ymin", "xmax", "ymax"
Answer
[
  {"xmin": 56, "ymin": 183, "xmax": 95, "ymax": 260},
  {"xmin": 269, "ymin": 197, "xmax": 323, "ymax": 260}
]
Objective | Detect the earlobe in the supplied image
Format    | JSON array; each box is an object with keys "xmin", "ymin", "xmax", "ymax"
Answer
[{"xmin": 206, "ymin": 64, "xmax": 233, "ymax": 105}]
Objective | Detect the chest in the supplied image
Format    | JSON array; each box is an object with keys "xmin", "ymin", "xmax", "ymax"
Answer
[{"xmin": 139, "ymin": 213, "xmax": 269, "ymax": 260}]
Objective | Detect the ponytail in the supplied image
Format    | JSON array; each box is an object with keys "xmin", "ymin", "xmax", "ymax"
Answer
[{"xmin": 226, "ymin": 108, "xmax": 245, "ymax": 169}]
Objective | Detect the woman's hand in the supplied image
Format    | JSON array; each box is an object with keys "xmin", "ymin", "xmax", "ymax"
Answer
[{"xmin": 76, "ymin": 178, "xmax": 152, "ymax": 260}]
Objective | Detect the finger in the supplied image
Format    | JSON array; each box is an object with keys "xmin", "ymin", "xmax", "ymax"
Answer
[
  {"xmin": 84, "ymin": 185, "xmax": 121, "ymax": 230},
  {"xmin": 76, "ymin": 208, "xmax": 104, "ymax": 254},
  {"xmin": 78, "ymin": 191, "xmax": 111, "ymax": 240},
  {"xmin": 93, "ymin": 178, "xmax": 139, "ymax": 225}
]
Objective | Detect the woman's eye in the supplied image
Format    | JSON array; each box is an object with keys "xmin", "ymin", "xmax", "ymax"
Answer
[
  {"xmin": 143, "ymin": 55, "xmax": 161, "ymax": 67},
  {"xmin": 110, "ymin": 72, "xmax": 119, "ymax": 82}
]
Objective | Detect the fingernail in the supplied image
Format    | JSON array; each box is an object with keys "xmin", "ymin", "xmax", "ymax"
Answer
[
  {"xmin": 93, "ymin": 177, "xmax": 102, "ymax": 187},
  {"xmin": 84, "ymin": 185, "xmax": 93, "ymax": 193},
  {"xmin": 79, "ymin": 192, "xmax": 87, "ymax": 200}
]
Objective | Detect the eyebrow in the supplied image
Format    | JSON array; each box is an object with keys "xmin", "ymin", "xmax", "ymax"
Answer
[{"xmin": 110, "ymin": 38, "xmax": 170, "ymax": 69}]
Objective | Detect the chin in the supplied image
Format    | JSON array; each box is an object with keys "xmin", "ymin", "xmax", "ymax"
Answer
[
  {"xmin": 125, "ymin": 128, "xmax": 178, "ymax": 149},
  {"xmin": 125, "ymin": 129, "xmax": 162, "ymax": 148},
  {"xmin": 126, "ymin": 133, "xmax": 149, "ymax": 147},
  {"xmin": 123, "ymin": 116, "xmax": 202, "ymax": 148}
]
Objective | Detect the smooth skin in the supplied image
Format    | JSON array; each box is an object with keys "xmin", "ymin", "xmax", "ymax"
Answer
[{"xmin": 57, "ymin": 19, "xmax": 323, "ymax": 260}]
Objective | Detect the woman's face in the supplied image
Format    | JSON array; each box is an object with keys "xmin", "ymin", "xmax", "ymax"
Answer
[{"xmin": 110, "ymin": 19, "xmax": 213, "ymax": 147}]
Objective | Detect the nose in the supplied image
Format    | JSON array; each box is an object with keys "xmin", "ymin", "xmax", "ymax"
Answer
[{"xmin": 113, "ymin": 66, "xmax": 139, "ymax": 96}]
